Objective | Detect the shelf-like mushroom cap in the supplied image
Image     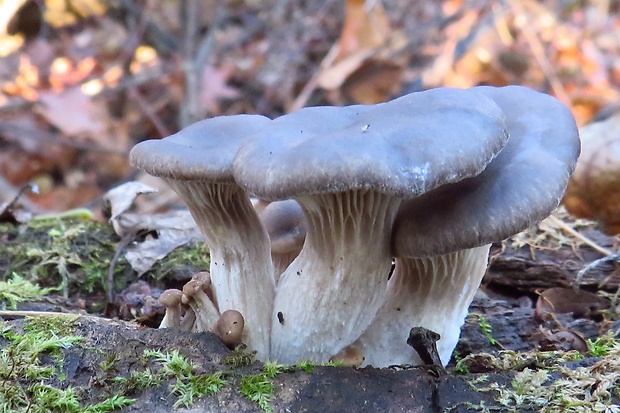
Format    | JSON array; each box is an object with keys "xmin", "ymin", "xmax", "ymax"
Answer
[
  {"xmin": 129, "ymin": 114, "xmax": 271, "ymax": 181},
  {"xmin": 392, "ymin": 85, "xmax": 580, "ymax": 257},
  {"xmin": 233, "ymin": 88, "xmax": 509, "ymax": 200}
]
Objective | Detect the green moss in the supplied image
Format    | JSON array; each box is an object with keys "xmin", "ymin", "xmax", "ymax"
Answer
[
  {"xmin": 587, "ymin": 331, "xmax": 618, "ymax": 357},
  {"xmin": 0, "ymin": 218, "xmax": 123, "ymax": 297},
  {"xmin": 0, "ymin": 218, "xmax": 212, "ymax": 302},
  {"xmin": 148, "ymin": 240, "xmax": 211, "ymax": 281},
  {"xmin": 470, "ymin": 313, "xmax": 498, "ymax": 346},
  {"xmin": 138, "ymin": 349, "xmax": 227, "ymax": 409},
  {"xmin": 0, "ymin": 316, "xmax": 133, "ymax": 413},
  {"xmin": 460, "ymin": 340, "xmax": 620, "ymax": 412},
  {"xmin": 24, "ymin": 313, "xmax": 80, "ymax": 338},
  {"xmin": 0, "ymin": 273, "xmax": 56, "ymax": 309},
  {"xmin": 240, "ymin": 374, "xmax": 274, "ymax": 413},
  {"xmin": 221, "ymin": 347, "xmax": 257, "ymax": 367}
]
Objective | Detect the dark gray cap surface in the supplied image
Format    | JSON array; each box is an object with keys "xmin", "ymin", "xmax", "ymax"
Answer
[
  {"xmin": 129, "ymin": 114, "xmax": 271, "ymax": 181},
  {"xmin": 233, "ymin": 88, "xmax": 509, "ymax": 200},
  {"xmin": 392, "ymin": 85, "xmax": 581, "ymax": 257}
]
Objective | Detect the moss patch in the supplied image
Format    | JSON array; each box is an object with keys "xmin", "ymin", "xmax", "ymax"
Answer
[
  {"xmin": 0, "ymin": 315, "xmax": 134, "ymax": 412},
  {"xmin": 459, "ymin": 333, "xmax": 620, "ymax": 412},
  {"xmin": 0, "ymin": 219, "xmax": 123, "ymax": 297},
  {"xmin": 0, "ymin": 218, "xmax": 211, "ymax": 306}
]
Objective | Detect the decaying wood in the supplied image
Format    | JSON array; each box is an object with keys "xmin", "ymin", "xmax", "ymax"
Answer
[{"xmin": 486, "ymin": 227, "xmax": 619, "ymax": 293}]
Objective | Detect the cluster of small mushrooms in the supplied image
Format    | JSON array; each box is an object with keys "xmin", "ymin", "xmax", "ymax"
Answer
[{"xmin": 130, "ymin": 86, "xmax": 580, "ymax": 367}]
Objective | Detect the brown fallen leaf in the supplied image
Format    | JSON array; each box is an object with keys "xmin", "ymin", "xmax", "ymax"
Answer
[
  {"xmin": 37, "ymin": 86, "xmax": 106, "ymax": 136},
  {"xmin": 535, "ymin": 327, "xmax": 588, "ymax": 353},
  {"xmin": 316, "ymin": 0, "xmax": 405, "ymax": 103},
  {"xmin": 200, "ymin": 64, "xmax": 240, "ymax": 116},
  {"xmin": 563, "ymin": 114, "xmax": 620, "ymax": 235},
  {"xmin": 535, "ymin": 287, "xmax": 610, "ymax": 320}
]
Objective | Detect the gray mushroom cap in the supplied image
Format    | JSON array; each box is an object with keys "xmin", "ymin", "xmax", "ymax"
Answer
[
  {"xmin": 233, "ymin": 88, "xmax": 509, "ymax": 200},
  {"xmin": 392, "ymin": 85, "xmax": 581, "ymax": 258},
  {"xmin": 129, "ymin": 114, "xmax": 271, "ymax": 181}
]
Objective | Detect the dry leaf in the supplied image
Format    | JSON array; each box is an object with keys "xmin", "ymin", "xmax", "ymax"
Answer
[
  {"xmin": 102, "ymin": 181, "xmax": 158, "ymax": 222},
  {"xmin": 535, "ymin": 327, "xmax": 588, "ymax": 353},
  {"xmin": 564, "ymin": 114, "xmax": 620, "ymax": 235},
  {"xmin": 342, "ymin": 58, "xmax": 403, "ymax": 104},
  {"xmin": 104, "ymin": 183, "xmax": 204, "ymax": 276},
  {"xmin": 337, "ymin": 0, "xmax": 389, "ymax": 58},
  {"xmin": 44, "ymin": 0, "xmax": 107, "ymax": 28},
  {"xmin": 122, "ymin": 210, "xmax": 204, "ymax": 276},
  {"xmin": 37, "ymin": 86, "xmax": 106, "ymax": 136},
  {"xmin": 535, "ymin": 287, "xmax": 610, "ymax": 320},
  {"xmin": 317, "ymin": 0, "xmax": 405, "ymax": 102},
  {"xmin": 200, "ymin": 64, "xmax": 239, "ymax": 116}
]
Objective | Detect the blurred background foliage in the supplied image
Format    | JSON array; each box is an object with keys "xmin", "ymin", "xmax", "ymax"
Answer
[{"xmin": 0, "ymin": 0, "xmax": 619, "ymax": 230}]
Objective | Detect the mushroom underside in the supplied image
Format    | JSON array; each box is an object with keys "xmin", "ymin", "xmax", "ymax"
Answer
[
  {"xmin": 355, "ymin": 244, "xmax": 491, "ymax": 367},
  {"xmin": 270, "ymin": 189, "xmax": 401, "ymax": 364}
]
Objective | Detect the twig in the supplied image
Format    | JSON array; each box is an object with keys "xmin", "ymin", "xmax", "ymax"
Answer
[
  {"xmin": 107, "ymin": 229, "xmax": 148, "ymax": 304},
  {"xmin": 289, "ymin": 42, "xmax": 341, "ymax": 112},
  {"xmin": 180, "ymin": 2, "xmax": 227, "ymax": 127},
  {"xmin": 116, "ymin": 0, "xmax": 154, "ymax": 67},
  {"xmin": 128, "ymin": 88, "xmax": 171, "ymax": 137},
  {"xmin": 575, "ymin": 254, "xmax": 620, "ymax": 288},
  {"xmin": 181, "ymin": 0, "xmax": 201, "ymax": 127},
  {"xmin": 547, "ymin": 215, "xmax": 613, "ymax": 257},
  {"xmin": 111, "ymin": 0, "xmax": 179, "ymax": 55},
  {"xmin": 506, "ymin": 0, "xmax": 571, "ymax": 105},
  {"xmin": 0, "ymin": 182, "xmax": 38, "ymax": 218},
  {"xmin": 0, "ymin": 122, "xmax": 128, "ymax": 156},
  {"xmin": 0, "ymin": 310, "xmax": 81, "ymax": 319}
]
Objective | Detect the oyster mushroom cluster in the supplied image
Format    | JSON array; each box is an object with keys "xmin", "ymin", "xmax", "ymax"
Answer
[{"xmin": 130, "ymin": 86, "xmax": 580, "ymax": 367}]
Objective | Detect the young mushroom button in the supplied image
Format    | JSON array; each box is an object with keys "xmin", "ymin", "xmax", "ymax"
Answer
[
  {"xmin": 129, "ymin": 115, "xmax": 275, "ymax": 360},
  {"xmin": 214, "ymin": 310, "xmax": 245, "ymax": 349},
  {"xmin": 232, "ymin": 87, "xmax": 510, "ymax": 364},
  {"xmin": 355, "ymin": 85, "xmax": 581, "ymax": 367}
]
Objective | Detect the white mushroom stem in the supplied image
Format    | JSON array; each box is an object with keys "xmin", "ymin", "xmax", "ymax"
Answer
[
  {"xmin": 271, "ymin": 251, "xmax": 300, "ymax": 283},
  {"xmin": 270, "ymin": 190, "xmax": 401, "ymax": 364},
  {"xmin": 182, "ymin": 278, "xmax": 220, "ymax": 333},
  {"xmin": 180, "ymin": 307, "xmax": 196, "ymax": 332},
  {"xmin": 356, "ymin": 244, "xmax": 491, "ymax": 367},
  {"xmin": 158, "ymin": 289, "xmax": 184, "ymax": 329},
  {"xmin": 166, "ymin": 180, "xmax": 275, "ymax": 360}
]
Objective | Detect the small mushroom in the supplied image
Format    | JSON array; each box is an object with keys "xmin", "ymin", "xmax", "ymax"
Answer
[
  {"xmin": 129, "ymin": 115, "xmax": 275, "ymax": 359},
  {"xmin": 179, "ymin": 306, "xmax": 196, "ymax": 332},
  {"xmin": 329, "ymin": 342, "xmax": 365, "ymax": 368},
  {"xmin": 258, "ymin": 199, "xmax": 307, "ymax": 281},
  {"xmin": 158, "ymin": 289, "xmax": 184, "ymax": 329},
  {"xmin": 233, "ymin": 87, "xmax": 509, "ymax": 363},
  {"xmin": 182, "ymin": 271, "xmax": 220, "ymax": 332},
  {"xmin": 356, "ymin": 86, "xmax": 580, "ymax": 367},
  {"xmin": 214, "ymin": 310, "xmax": 245, "ymax": 349}
]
